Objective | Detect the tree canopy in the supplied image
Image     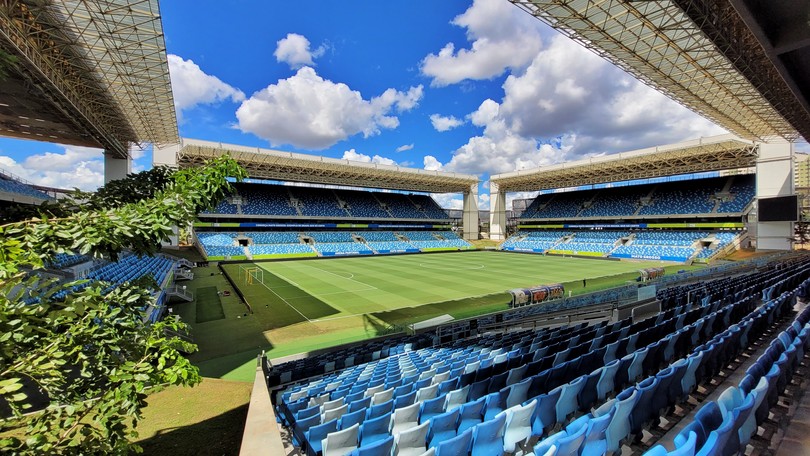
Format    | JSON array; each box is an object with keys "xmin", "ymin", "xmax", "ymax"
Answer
[{"xmin": 0, "ymin": 156, "xmax": 246, "ymax": 454}]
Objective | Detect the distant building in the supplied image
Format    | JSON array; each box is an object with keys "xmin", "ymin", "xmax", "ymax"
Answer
[{"xmin": 796, "ymin": 153, "xmax": 810, "ymax": 221}]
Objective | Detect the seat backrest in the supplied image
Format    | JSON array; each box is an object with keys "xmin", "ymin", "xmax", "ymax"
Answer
[
  {"xmin": 503, "ymin": 399, "xmax": 536, "ymax": 454},
  {"xmin": 323, "ymin": 422, "xmax": 360, "ymax": 456},
  {"xmin": 471, "ymin": 413, "xmax": 506, "ymax": 456},
  {"xmin": 394, "ymin": 420, "xmax": 429, "ymax": 456},
  {"xmin": 354, "ymin": 434, "xmax": 393, "ymax": 456},
  {"xmin": 445, "ymin": 385, "xmax": 471, "ymax": 412},
  {"xmin": 435, "ymin": 428, "xmax": 473, "ymax": 456}
]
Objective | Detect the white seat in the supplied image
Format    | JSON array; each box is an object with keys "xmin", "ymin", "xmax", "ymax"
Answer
[
  {"xmin": 372, "ymin": 388, "xmax": 394, "ymax": 406},
  {"xmin": 431, "ymin": 371, "xmax": 450, "ymax": 386},
  {"xmin": 463, "ymin": 360, "xmax": 480, "ymax": 375},
  {"xmin": 322, "ymin": 403, "xmax": 349, "ymax": 423},
  {"xmin": 364, "ymin": 384, "xmax": 385, "ymax": 399},
  {"xmin": 444, "ymin": 385, "xmax": 470, "ymax": 412},
  {"xmin": 393, "ymin": 421, "xmax": 430, "ymax": 456},
  {"xmin": 322, "ymin": 398, "xmax": 345, "ymax": 412},
  {"xmin": 322, "ymin": 423, "xmax": 359, "ymax": 456},
  {"xmin": 391, "ymin": 402, "xmax": 421, "ymax": 436},
  {"xmin": 415, "ymin": 384, "xmax": 438, "ymax": 403},
  {"xmin": 503, "ymin": 399, "xmax": 537, "ymax": 453}
]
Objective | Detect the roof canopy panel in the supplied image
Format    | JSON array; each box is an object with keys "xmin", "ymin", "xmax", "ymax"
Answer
[
  {"xmin": 510, "ymin": 0, "xmax": 810, "ymax": 142},
  {"xmin": 491, "ymin": 134, "xmax": 757, "ymax": 192},
  {"xmin": 177, "ymin": 139, "xmax": 479, "ymax": 194},
  {"xmin": 0, "ymin": 0, "xmax": 178, "ymax": 157}
]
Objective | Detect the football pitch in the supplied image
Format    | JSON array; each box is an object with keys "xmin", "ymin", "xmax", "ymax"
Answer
[{"xmin": 221, "ymin": 251, "xmax": 664, "ymax": 327}]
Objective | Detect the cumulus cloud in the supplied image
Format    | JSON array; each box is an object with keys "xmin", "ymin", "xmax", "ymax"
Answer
[
  {"xmin": 0, "ymin": 145, "xmax": 105, "ymax": 191},
  {"xmin": 236, "ymin": 67, "xmax": 423, "ymax": 149},
  {"xmin": 396, "ymin": 144, "xmax": 414, "ymax": 152},
  {"xmin": 274, "ymin": 33, "xmax": 326, "ymax": 69},
  {"xmin": 342, "ymin": 149, "xmax": 397, "ymax": 166},
  {"xmin": 168, "ymin": 54, "xmax": 245, "ymax": 115},
  {"xmin": 431, "ymin": 193, "xmax": 464, "ymax": 210},
  {"xmin": 423, "ymin": 155, "xmax": 443, "ymax": 171},
  {"xmin": 421, "ymin": 0, "xmax": 543, "ymax": 86},
  {"xmin": 430, "ymin": 114, "xmax": 464, "ymax": 132}
]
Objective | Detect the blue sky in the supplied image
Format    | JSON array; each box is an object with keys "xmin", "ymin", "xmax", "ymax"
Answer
[{"xmin": 0, "ymin": 0, "xmax": 805, "ymax": 209}]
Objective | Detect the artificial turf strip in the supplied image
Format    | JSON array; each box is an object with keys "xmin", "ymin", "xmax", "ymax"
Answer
[{"xmin": 195, "ymin": 286, "xmax": 226, "ymax": 323}]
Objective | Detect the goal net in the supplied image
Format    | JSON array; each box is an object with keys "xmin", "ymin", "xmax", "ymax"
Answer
[{"xmin": 238, "ymin": 265, "xmax": 264, "ymax": 286}]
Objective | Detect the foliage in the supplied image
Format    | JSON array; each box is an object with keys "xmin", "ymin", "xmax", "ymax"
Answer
[
  {"xmin": 0, "ymin": 156, "xmax": 247, "ymax": 454},
  {"xmin": 796, "ymin": 221, "xmax": 810, "ymax": 246}
]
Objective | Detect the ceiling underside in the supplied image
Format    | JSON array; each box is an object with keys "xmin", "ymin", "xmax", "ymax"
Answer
[
  {"xmin": 0, "ymin": 0, "xmax": 178, "ymax": 158},
  {"xmin": 491, "ymin": 135, "xmax": 758, "ymax": 192},
  {"xmin": 510, "ymin": 0, "xmax": 810, "ymax": 143},
  {"xmin": 176, "ymin": 140, "xmax": 479, "ymax": 194}
]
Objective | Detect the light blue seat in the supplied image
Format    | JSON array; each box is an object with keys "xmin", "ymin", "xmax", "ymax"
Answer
[
  {"xmin": 579, "ymin": 411, "xmax": 612, "ymax": 456},
  {"xmin": 366, "ymin": 399, "xmax": 394, "ymax": 420},
  {"xmin": 484, "ymin": 390, "xmax": 509, "ymax": 422},
  {"xmin": 395, "ymin": 390, "xmax": 417, "ymax": 409},
  {"xmin": 339, "ymin": 408, "xmax": 366, "ymax": 430},
  {"xmin": 531, "ymin": 386, "xmax": 562, "ymax": 436},
  {"xmin": 605, "ymin": 388, "xmax": 639, "ymax": 453},
  {"xmin": 681, "ymin": 350, "xmax": 704, "ymax": 400},
  {"xmin": 644, "ymin": 430, "xmax": 697, "ymax": 456},
  {"xmin": 628, "ymin": 347, "xmax": 648, "ymax": 384},
  {"xmin": 507, "ymin": 377, "xmax": 532, "ymax": 408},
  {"xmin": 555, "ymin": 416, "xmax": 587, "ymax": 456},
  {"xmin": 556, "ymin": 375, "xmax": 585, "ymax": 423},
  {"xmin": 294, "ymin": 413, "xmax": 322, "ymax": 447},
  {"xmin": 597, "ymin": 359, "xmax": 621, "ymax": 400},
  {"xmin": 726, "ymin": 394, "xmax": 755, "ymax": 456},
  {"xmin": 427, "ymin": 408, "xmax": 460, "ymax": 448},
  {"xmin": 349, "ymin": 434, "xmax": 393, "ymax": 456},
  {"xmin": 471, "ymin": 413, "xmax": 506, "ymax": 456},
  {"xmin": 739, "ymin": 377, "xmax": 768, "ymax": 446},
  {"xmin": 532, "ymin": 430, "xmax": 566, "ymax": 456},
  {"xmin": 696, "ymin": 409, "xmax": 734, "ymax": 456},
  {"xmin": 435, "ymin": 428, "xmax": 473, "ymax": 456}
]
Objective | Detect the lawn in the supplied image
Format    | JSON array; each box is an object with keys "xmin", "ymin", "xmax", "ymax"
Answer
[{"xmin": 171, "ymin": 251, "xmax": 689, "ymax": 381}]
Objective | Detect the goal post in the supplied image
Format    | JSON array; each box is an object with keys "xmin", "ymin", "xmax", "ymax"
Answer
[{"xmin": 238, "ymin": 265, "xmax": 263, "ymax": 286}]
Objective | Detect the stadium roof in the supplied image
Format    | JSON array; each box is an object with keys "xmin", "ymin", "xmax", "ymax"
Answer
[
  {"xmin": 491, "ymin": 134, "xmax": 757, "ymax": 192},
  {"xmin": 0, "ymin": 0, "xmax": 177, "ymax": 158},
  {"xmin": 176, "ymin": 139, "xmax": 479, "ymax": 194},
  {"xmin": 510, "ymin": 0, "xmax": 810, "ymax": 143}
]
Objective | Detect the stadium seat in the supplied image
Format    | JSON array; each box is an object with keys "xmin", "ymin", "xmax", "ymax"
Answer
[
  {"xmin": 359, "ymin": 413, "xmax": 392, "ymax": 447},
  {"xmin": 392, "ymin": 402, "xmax": 421, "ymax": 436},
  {"xmin": 349, "ymin": 435, "xmax": 393, "ymax": 456},
  {"xmin": 502, "ymin": 399, "xmax": 536, "ymax": 453},
  {"xmin": 435, "ymin": 428, "xmax": 473, "ymax": 456},
  {"xmin": 322, "ymin": 423, "xmax": 360, "ymax": 456},
  {"xmin": 427, "ymin": 408, "xmax": 460, "ymax": 448},
  {"xmin": 394, "ymin": 421, "xmax": 429, "ymax": 456},
  {"xmin": 305, "ymin": 419, "xmax": 338, "ymax": 456},
  {"xmin": 458, "ymin": 396, "xmax": 486, "ymax": 433}
]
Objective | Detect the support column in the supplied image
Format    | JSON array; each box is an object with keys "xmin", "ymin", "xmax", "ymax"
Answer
[
  {"xmin": 462, "ymin": 183, "xmax": 479, "ymax": 241},
  {"xmin": 104, "ymin": 152, "xmax": 131, "ymax": 183},
  {"xmin": 755, "ymin": 139, "xmax": 794, "ymax": 251},
  {"xmin": 489, "ymin": 182, "xmax": 506, "ymax": 240}
]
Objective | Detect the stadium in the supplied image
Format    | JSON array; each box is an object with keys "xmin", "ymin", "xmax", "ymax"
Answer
[{"xmin": 1, "ymin": 1, "xmax": 810, "ymax": 456}]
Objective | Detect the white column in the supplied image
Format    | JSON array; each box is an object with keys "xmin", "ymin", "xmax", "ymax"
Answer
[
  {"xmin": 756, "ymin": 139, "xmax": 794, "ymax": 250},
  {"xmin": 489, "ymin": 181, "xmax": 506, "ymax": 240},
  {"xmin": 462, "ymin": 183, "xmax": 479, "ymax": 241},
  {"xmin": 104, "ymin": 153, "xmax": 131, "ymax": 183}
]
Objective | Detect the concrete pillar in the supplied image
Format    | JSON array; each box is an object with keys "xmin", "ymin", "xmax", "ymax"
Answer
[
  {"xmin": 104, "ymin": 153, "xmax": 131, "ymax": 183},
  {"xmin": 153, "ymin": 142, "xmax": 181, "ymax": 168},
  {"xmin": 756, "ymin": 139, "xmax": 794, "ymax": 250},
  {"xmin": 462, "ymin": 183, "xmax": 479, "ymax": 241},
  {"xmin": 489, "ymin": 181, "xmax": 507, "ymax": 240}
]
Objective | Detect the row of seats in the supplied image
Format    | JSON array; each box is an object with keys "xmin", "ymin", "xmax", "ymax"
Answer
[
  {"xmin": 46, "ymin": 252, "xmax": 91, "ymax": 269},
  {"xmin": 0, "ymin": 176, "xmax": 52, "ymax": 200},
  {"xmin": 520, "ymin": 175, "xmax": 754, "ymax": 220},
  {"xmin": 52, "ymin": 253, "xmax": 178, "ymax": 300}
]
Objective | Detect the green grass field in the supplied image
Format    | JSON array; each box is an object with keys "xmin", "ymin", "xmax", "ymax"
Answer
[{"xmin": 176, "ymin": 251, "xmax": 698, "ymax": 381}]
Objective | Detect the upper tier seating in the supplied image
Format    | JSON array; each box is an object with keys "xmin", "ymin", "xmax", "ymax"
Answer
[
  {"xmin": 336, "ymin": 190, "xmax": 390, "ymax": 219},
  {"xmin": 292, "ymin": 187, "xmax": 347, "ymax": 217},
  {"xmin": 47, "ymin": 253, "xmax": 91, "ymax": 269},
  {"xmin": 378, "ymin": 193, "xmax": 426, "ymax": 219},
  {"xmin": 53, "ymin": 253, "xmax": 177, "ymax": 299},
  {"xmin": 240, "ymin": 184, "xmax": 298, "ymax": 216},
  {"xmin": 579, "ymin": 188, "xmax": 647, "ymax": 218},
  {"xmin": 0, "ymin": 176, "xmax": 51, "ymax": 200},
  {"xmin": 638, "ymin": 180, "xmax": 720, "ymax": 215},
  {"xmin": 717, "ymin": 176, "xmax": 755, "ymax": 213},
  {"xmin": 409, "ymin": 194, "xmax": 449, "ymax": 219}
]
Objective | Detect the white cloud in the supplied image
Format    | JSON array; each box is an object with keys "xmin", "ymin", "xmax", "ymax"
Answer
[
  {"xmin": 430, "ymin": 114, "xmax": 464, "ymax": 132},
  {"xmin": 236, "ymin": 67, "xmax": 423, "ymax": 149},
  {"xmin": 274, "ymin": 33, "xmax": 326, "ymax": 69},
  {"xmin": 396, "ymin": 144, "xmax": 414, "ymax": 152},
  {"xmin": 431, "ymin": 193, "xmax": 464, "ymax": 210},
  {"xmin": 0, "ymin": 145, "xmax": 105, "ymax": 191},
  {"xmin": 342, "ymin": 149, "xmax": 397, "ymax": 166},
  {"xmin": 168, "ymin": 54, "xmax": 245, "ymax": 115},
  {"xmin": 423, "ymin": 155, "xmax": 443, "ymax": 171},
  {"xmin": 420, "ymin": 0, "xmax": 543, "ymax": 86},
  {"xmin": 478, "ymin": 193, "xmax": 491, "ymax": 210}
]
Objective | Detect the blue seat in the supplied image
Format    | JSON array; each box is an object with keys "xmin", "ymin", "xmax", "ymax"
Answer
[
  {"xmin": 532, "ymin": 430, "xmax": 566, "ymax": 456},
  {"xmin": 629, "ymin": 376, "xmax": 660, "ymax": 437},
  {"xmin": 681, "ymin": 350, "xmax": 704, "ymax": 400},
  {"xmin": 471, "ymin": 413, "xmax": 506, "ymax": 456},
  {"xmin": 645, "ymin": 430, "xmax": 697, "ymax": 456},
  {"xmin": 652, "ymin": 366, "xmax": 677, "ymax": 416},
  {"xmin": 349, "ymin": 435, "xmax": 393, "ymax": 456},
  {"xmin": 419, "ymin": 394, "xmax": 447, "ymax": 425},
  {"xmin": 305, "ymin": 418, "xmax": 338, "ymax": 456},
  {"xmin": 458, "ymin": 396, "xmax": 486, "ymax": 433},
  {"xmin": 297, "ymin": 404, "xmax": 321, "ymax": 421},
  {"xmin": 427, "ymin": 408, "xmax": 460, "ymax": 448},
  {"xmin": 578, "ymin": 369, "xmax": 602, "ymax": 411},
  {"xmin": 366, "ymin": 399, "xmax": 394, "ymax": 420},
  {"xmin": 725, "ymin": 394, "xmax": 755, "ymax": 456},
  {"xmin": 697, "ymin": 409, "xmax": 733, "ymax": 456},
  {"xmin": 580, "ymin": 411, "xmax": 612, "ymax": 456},
  {"xmin": 757, "ymin": 364, "xmax": 781, "ymax": 425},
  {"xmin": 469, "ymin": 379, "xmax": 490, "ymax": 402},
  {"xmin": 339, "ymin": 408, "xmax": 366, "ymax": 430},
  {"xmin": 506, "ymin": 376, "xmax": 532, "ymax": 408},
  {"xmin": 349, "ymin": 396, "xmax": 372, "ymax": 414},
  {"xmin": 740, "ymin": 377, "xmax": 768, "ymax": 446},
  {"xmin": 605, "ymin": 388, "xmax": 639, "ymax": 453},
  {"xmin": 597, "ymin": 359, "xmax": 621, "ymax": 400},
  {"xmin": 359, "ymin": 412, "xmax": 392, "ymax": 447},
  {"xmin": 293, "ymin": 413, "xmax": 322, "ymax": 448},
  {"xmin": 394, "ymin": 390, "xmax": 417, "ymax": 409},
  {"xmin": 628, "ymin": 347, "xmax": 649, "ymax": 384},
  {"xmin": 483, "ymin": 390, "xmax": 508, "ymax": 421},
  {"xmin": 555, "ymin": 416, "xmax": 587, "ymax": 456},
  {"xmin": 556, "ymin": 375, "xmax": 585, "ymax": 423},
  {"xmin": 531, "ymin": 386, "xmax": 562, "ymax": 436},
  {"xmin": 435, "ymin": 428, "xmax": 473, "ymax": 456}
]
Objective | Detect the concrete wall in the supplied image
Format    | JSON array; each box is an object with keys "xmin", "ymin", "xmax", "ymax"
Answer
[{"xmin": 756, "ymin": 140, "xmax": 794, "ymax": 250}]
